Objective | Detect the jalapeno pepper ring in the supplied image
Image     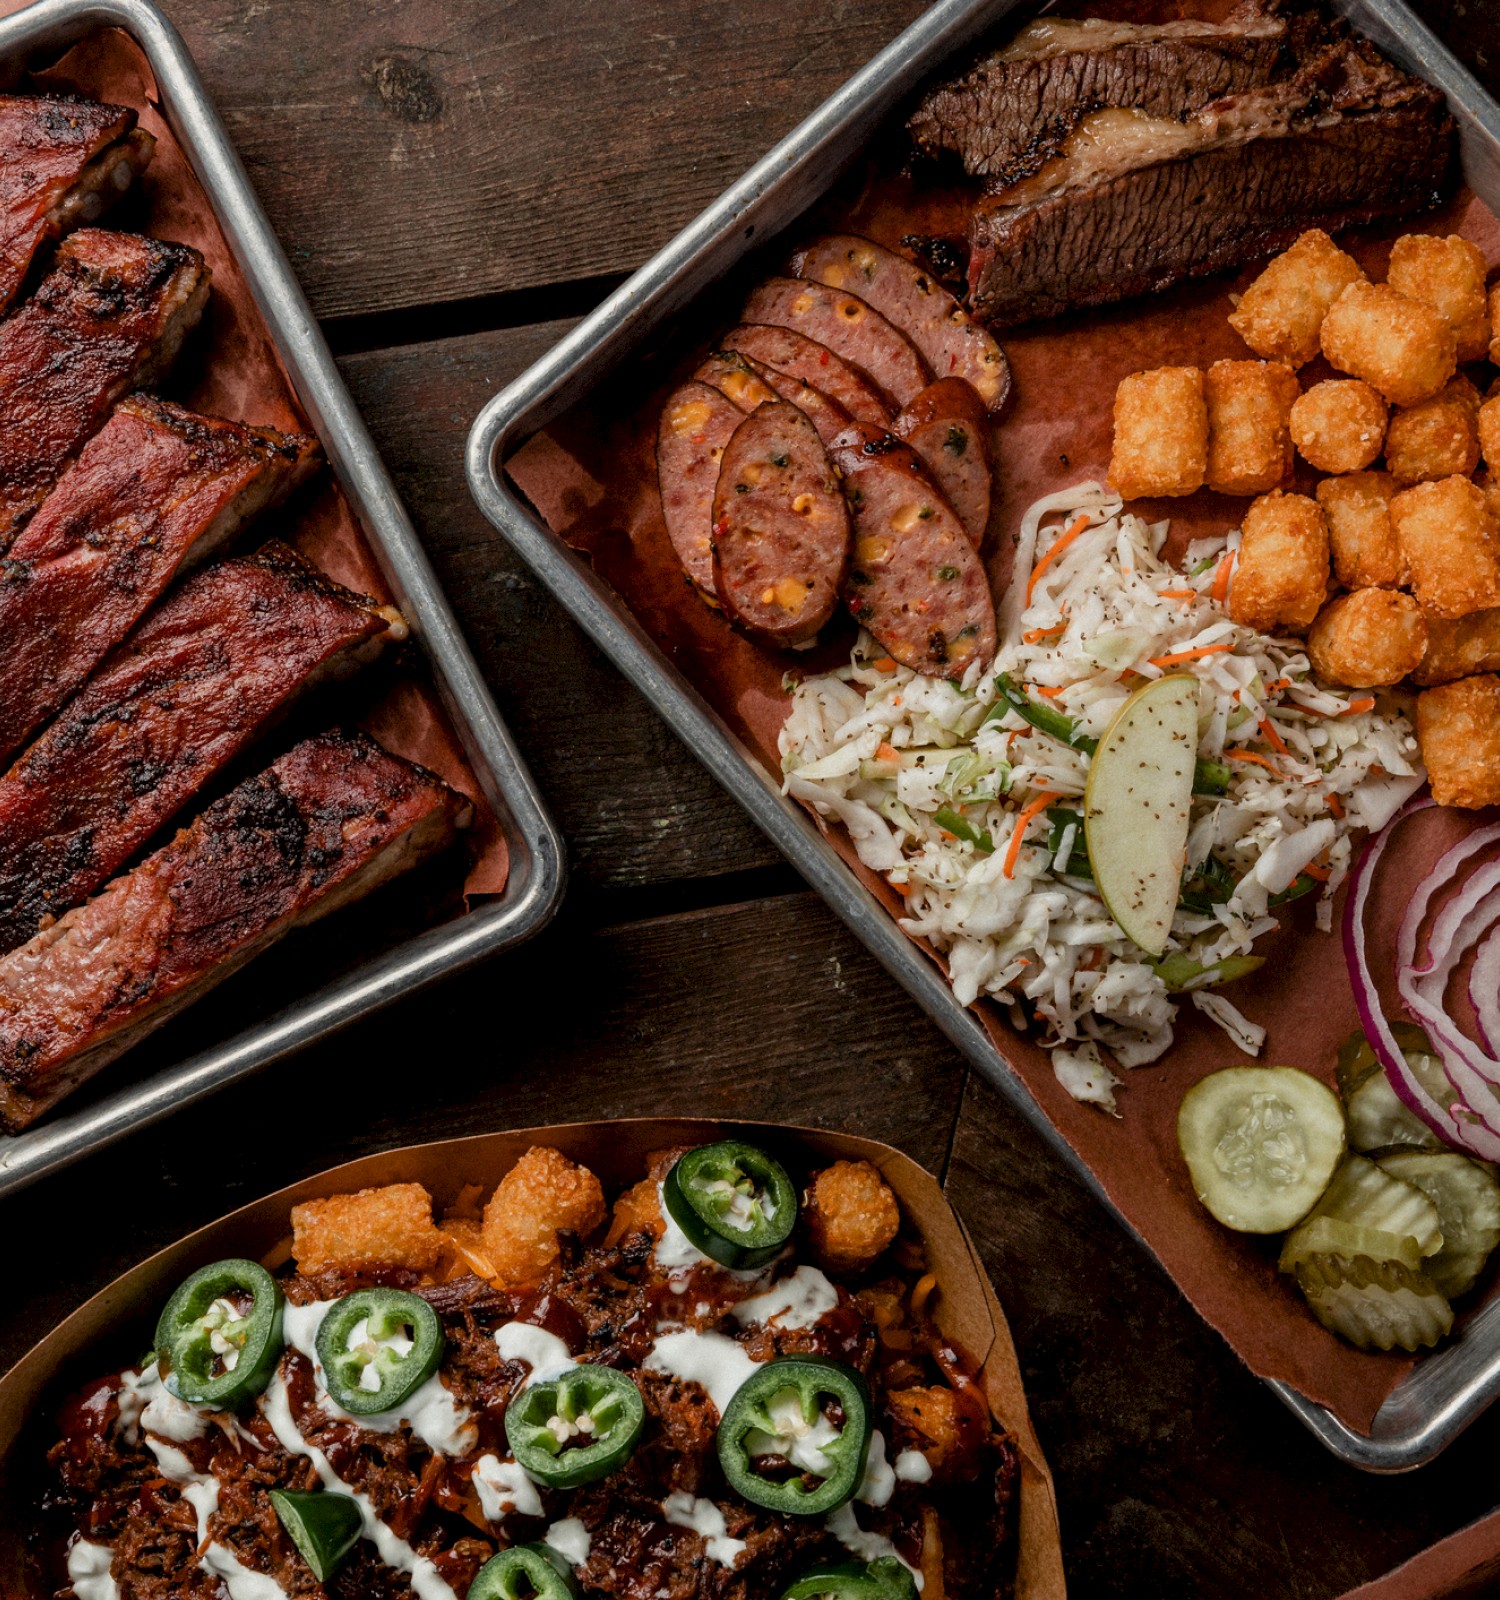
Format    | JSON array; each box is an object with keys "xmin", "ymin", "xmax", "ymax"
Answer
[
  {"xmin": 716, "ymin": 1356, "xmax": 872, "ymax": 1516},
  {"xmin": 314, "ymin": 1288, "xmax": 444, "ymax": 1417},
  {"xmin": 469, "ymin": 1543, "xmax": 582, "ymax": 1600},
  {"xmin": 781, "ymin": 1558, "xmax": 919, "ymax": 1600},
  {"xmin": 269, "ymin": 1488, "xmax": 363, "ymax": 1582},
  {"xmin": 504, "ymin": 1363, "xmax": 645, "ymax": 1489},
  {"xmin": 155, "ymin": 1258, "xmax": 284, "ymax": 1410},
  {"xmin": 662, "ymin": 1140, "xmax": 797, "ymax": 1269}
]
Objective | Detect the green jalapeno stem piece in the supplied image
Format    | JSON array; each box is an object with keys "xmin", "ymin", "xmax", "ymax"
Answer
[
  {"xmin": 269, "ymin": 1488, "xmax": 363, "ymax": 1582},
  {"xmin": 781, "ymin": 1557, "xmax": 920, "ymax": 1600},
  {"xmin": 716, "ymin": 1356, "xmax": 872, "ymax": 1516},
  {"xmin": 469, "ymin": 1544, "xmax": 582, "ymax": 1600},
  {"xmin": 504, "ymin": 1363, "xmax": 645, "ymax": 1489},
  {"xmin": 155, "ymin": 1259, "xmax": 284, "ymax": 1410},
  {"xmin": 314, "ymin": 1288, "xmax": 444, "ymax": 1417},
  {"xmin": 662, "ymin": 1140, "xmax": 797, "ymax": 1269}
]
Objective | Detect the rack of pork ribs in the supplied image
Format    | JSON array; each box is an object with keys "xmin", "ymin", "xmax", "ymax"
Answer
[{"xmin": 0, "ymin": 94, "xmax": 468, "ymax": 1134}]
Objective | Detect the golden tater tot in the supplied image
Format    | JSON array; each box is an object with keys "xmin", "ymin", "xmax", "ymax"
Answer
[
  {"xmin": 886, "ymin": 1386, "xmax": 978, "ymax": 1481},
  {"xmin": 1227, "ymin": 491, "xmax": 1330, "ymax": 634},
  {"xmin": 1288, "ymin": 379, "xmax": 1387, "ymax": 474},
  {"xmin": 1388, "ymin": 233, "xmax": 1492, "ymax": 363},
  {"xmin": 1108, "ymin": 366, "xmax": 1207, "ymax": 499},
  {"xmin": 1478, "ymin": 396, "xmax": 1500, "ymax": 475},
  {"xmin": 1228, "ymin": 229, "xmax": 1366, "ymax": 367},
  {"xmin": 1307, "ymin": 589, "xmax": 1427, "ymax": 688},
  {"xmin": 292, "ymin": 1182, "xmax": 441, "ymax": 1276},
  {"xmin": 1413, "ymin": 608, "xmax": 1500, "ymax": 686},
  {"xmin": 604, "ymin": 1175, "xmax": 665, "ymax": 1248},
  {"xmin": 1416, "ymin": 675, "xmax": 1500, "ymax": 808},
  {"xmin": 1320, "ymin": 281, "xmax": 1458, "ymax": 408},
  {"xmin": 803, "ymin": 1159, "xmax": 900, "ymax": 1275},
  {"xmin": 481, "ymin": 1146, "xmax": 606, "ymax": 1288},
  {"xmin": 1391, "ymin": 476, "xmax": 1500, "ymax": 619},
  {"xmin": 1384, "ymin": 376, "xmax": 1481, "ymax": 485},
  {"xmin": 1316, "ymin": 472, "xmax": 1400, "ymax": 590},
  {"xmin": 1491, "ymin": 283, "xmax": 1500, "ymax": 366},
  {"xmin": 1204, "ymin": 359, "xmax": 1299, "ymax": 495}
]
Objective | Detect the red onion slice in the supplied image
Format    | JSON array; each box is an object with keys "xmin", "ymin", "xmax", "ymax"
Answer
[{"xmin": 1473, "ymin": 928, "xmax": 1500, "ymax": 1055}]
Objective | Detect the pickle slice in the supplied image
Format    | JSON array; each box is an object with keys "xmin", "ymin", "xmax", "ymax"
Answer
[
  {"xmin": 1300, "ymin": 1155, "xmax": 1444, "ymax": 1258},
  {"xmin": 1335, "ymin": 1024, "xmax": 1433, "ymax": 1103},
  {"xmin": 1177, "ymin": 1067, "xmax": 1345, "ymax": 1233},
  {"xmin": 1294, "ymin": 1254, "xmax": 1453, "ymax": 1352},
  {"xmin": 1378, "ymin": 1150, "xmax": 1500, "ymax": 1300},
  {"xmin": 1344, "ymin": 1069, "xmax": 1444, "ymax": 1154},
  {"xmin": 1278, "ymin": 1215, "xmax": 1423, "ymax": 1275}
]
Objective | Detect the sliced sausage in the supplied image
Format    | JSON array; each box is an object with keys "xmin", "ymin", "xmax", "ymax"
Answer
[
  {"xmin": 694, "ymin": 350, "xmax": 779, "ymax": 412},
  {"xmin": 701, "ymin": 342, "xmax": 854, "ymax": 447},
  {"xmin": 892, "ymin": 378, "xmax": 994, "ymax": 548},
  {"xmin": 790, "ymin": 234, "xmax": 1011, "ymax": 414},
  {"xmin": 656, "ymin": 380, "xmax": 742, "ymax": 598},
  {"xmin": 741, "ymin": 278, "xmax": 931, "ymax": 411},
  {"xmin": 832, "ymin": 424, "xmax": 996, "ymax": 679},
  {"xmin": 711, "ymin": 401, "xmax": 849, "ymax": 646},
  {"xmin": 722, "ymin": 322, "xmax": 891, "ymax": 429}
]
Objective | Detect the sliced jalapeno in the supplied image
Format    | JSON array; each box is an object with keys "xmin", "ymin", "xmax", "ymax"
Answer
[
  {"xmin": 505, "ymin": 1363, "xmax": 645, "ymax": 1488},
  {"xmin": 663, "ymin": 1140, "xmax": 797, "ymax": 1268},
  {"xmin": 782, "ymin": 1558, "xmax": 919, "ymax": 1600},
  {"xmin": 269, "ymin": 1488, "xmax": 363, "ymax": 1581},
  {"xmin": 155, "ymin": 1258, "xmax": 284, "ymax": 1409},
  {"xmin": 469, "ymin": 1544, "xmax": 582, "ymax": 1600},
  {"xmin": 315, "ymin": 1288, "xmax": 444, "ymax": 1416},
  {"xmin": 717, "ymin": 1356, "xmax": 872, "ymax": 1516}
]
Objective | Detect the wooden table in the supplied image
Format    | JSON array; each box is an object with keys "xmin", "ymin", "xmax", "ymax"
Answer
[{"xmin": 12, "ymin": 4, "xmax": 1500, "ymax": 1595}]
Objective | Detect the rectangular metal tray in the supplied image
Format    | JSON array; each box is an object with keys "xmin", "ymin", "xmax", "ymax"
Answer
[
  {"xmin": 0, "ymin": 0, "xmax": 565, "ymax": 1197},
  {"xmin": 467, "ymin": 0, "xmax": 1500, "ymax": 1471}
]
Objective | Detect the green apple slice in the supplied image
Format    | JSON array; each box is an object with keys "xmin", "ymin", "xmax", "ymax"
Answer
[{"xmin": 1083, "ymin": 673, "xmax": 1198, "ymax": 958}]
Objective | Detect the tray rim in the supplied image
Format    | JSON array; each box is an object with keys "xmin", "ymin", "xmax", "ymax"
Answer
[
  {"xmin": 464, "ymin": 0, "xmax": 1500, "ymax": 1471},
  {"xmin": 0, "ymin": 0, "xmax": 566, "ymax": 1197}
]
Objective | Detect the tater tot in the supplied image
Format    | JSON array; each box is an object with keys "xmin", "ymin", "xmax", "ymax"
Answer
[
  {"xmin": 1228, "ymin": 229, "xmax": 1366, "ymax": 367},
  {"xmin": 1384, "ymin": 376, "xmax": 1481, "ymax": 485},
  {"xmin": 481, "ymin": 1146, "xmax": 606, "ymax": 1287},
  {"xmin": 1479, "ymin": 396, "xmax": 1500, "ymax": 475},
  {"xmin": 1204, "ymin": 359, "xmax": 1299, "ymax": 494},
  {"xmin": 1417, "ymin": 675, "xmax": 1500, "ymax": 808},
  {"xmin": 1227, "ymin": 491, "xmax": 1330, "ymax": 634},
  {"xmin": 1306, "ymin": 589, "xmax": 1427, "ymax": 688},
  {"xmin": 1413, "ymin": 607, "xmax": 1500, "ymax": 686},
  {"xmin": 1391, "ymin": 476, "xmax": 1500, "ymax": 619},
  {"xmin": 1316, "ymin": 472, "xmax": 1401, "ymax": 589},
  {"xmin": 604, "ymin": 1175, "xmax": 665, "ymax": 1248},
  {"xmin": 1108, "ymin": 366, "xmax": 1207, "ymax": 499},
  {"xmin": 1388, "ymin": 233, "xmax": 1492, "ymax": 363},
  {"xmin": 1491, "ymin": 283, "xmax": 1500, "ymax": 366},
  {"xmin": 803, "ymin": 1159, "xmax": 900, "ymax": 1274},
  {"xmin": 1288, "ymin": 379, "xmax": 1387, "ymax": 473},
  {"xmin": 886, "ymin": 1386, "xmax": 978, "ymax": 1481},
  {"xmin": 1320, "ymin": 281, "xmax": 1458, "ymax": 408},
  {"xmin": 292, "ymin": 1182, "xmax": 441, "ymax": 1276}
]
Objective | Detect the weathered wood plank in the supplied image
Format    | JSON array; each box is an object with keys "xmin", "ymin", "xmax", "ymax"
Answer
[
  {"xmin": 946, "ymin": 1070, "xmax": 1500, "ymax": 1598},
  {"xmin": 1, "ymin": 890, "xmax": 966, "ymax": 1375}
]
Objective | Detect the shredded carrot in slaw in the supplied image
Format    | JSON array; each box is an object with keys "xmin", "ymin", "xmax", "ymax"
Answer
[
  {"xmin": 876, "ymin": 741, "xmax": 899, "ymax": 763},
  {"xmin": 1327, "ymin": 792, "xmax": 1345, "ymax": 820},
  {"xmin": 1226, "ymin": 750, "xmax": 1280, "ymax": 774},
  {"xmin": 1159, "ymin": 588, "xmax": 1196, "ymax": 601},
  {"xmin": 1345, "ymin": 696, "xmax": 1376, "ymax": 715},
  {"xmin": 1257, "ymin": 716, "xmax": 1290, "ymax": 757},
  {"xmin": 1211, "ymin": 550, "xmax": 1235, "ymax": 604},
  {"xmin": 1035, "ymin": 684, "xmax": 1067, "ymax": 698},
  {"xmin": 1023, "ymin": 622, "xmax": 1068, "ymax": 643},
  {"xmin": 1148, "ymin": 643, "xmax": 1232, "ymax": 667},
  {"xmin": 1025, "ymin": 513, "xmax": 1090, "ymax": 605},
  {"xmin": 1002, "ymin": 790, "xmax": 1058, "ymax": 879}
]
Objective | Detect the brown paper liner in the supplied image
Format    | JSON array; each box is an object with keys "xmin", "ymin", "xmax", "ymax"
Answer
[
  {"xmin": 0, "ymin": 8, "xmax": 507, "ymax": 896},
  {"xmin": 0, "ymin": 1118, "xmax": 1065, "ymax": 1600},
  {"xmin": 503, "ymin": 20, "xmax": 1500, "ymax": 1429},
  {"xmin": 1340, "ymin": 1512, "xmax": 1500, "ymax": 1599}
]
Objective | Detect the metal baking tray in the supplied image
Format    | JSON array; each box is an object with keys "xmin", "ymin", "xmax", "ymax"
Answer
[
  {"xmin": 468, "ymin": 0, "xmax": 1500, "ymax": 1469},
  {"xmin": 0, "ymin": 0, "xmax": 565, "ymax": 1196}
]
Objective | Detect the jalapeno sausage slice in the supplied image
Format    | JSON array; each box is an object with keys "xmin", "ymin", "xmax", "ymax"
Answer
[
  {"xmin": 269, "ymin": 1489, "xmax": 363, "ymax": 1582},
  {"xmin": 314, "ymin": 1287, "xmax": 444, "ymax": 1416},
  {"xmin": 663, "ymin": 1140, "xmax": 797, "ymax": 1268},
  {"xmin": 717, "ymin": 1356, "xmax": 873, "ymax": 1516},
  {"xmin": 470, "ymin": 1543, "xmax": 582, "ymax": 1600},
  {"xmin": 155, "ymin": 1258, "xmax": 284, "ymax": 1409},
  {"xmin": 505, "ymin": 1363, "xmax": 645, "ymax": 1488},
  {"xmin": 781, "ymin": 1558, "xmax": 920, "ymax": 1600}
]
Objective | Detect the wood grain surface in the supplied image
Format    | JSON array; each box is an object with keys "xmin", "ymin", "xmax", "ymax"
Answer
[{"xmin": 13, "ymin": 3, "xmax": 1500, "ymax": 1597}]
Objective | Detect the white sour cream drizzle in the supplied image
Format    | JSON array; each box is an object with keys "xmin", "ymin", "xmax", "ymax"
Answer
[
  {"xmin": 825, "ymin": 1503, "xmax": 923, "ymax": 1590},
  {"xmin": 493, "ymin": 1320, "xmax": 577, "ymax": 1388},
  {"xmin": 857, "ymin": 1430, "xmax": 896, "ymax": 1507},
  {"xmin": 894, "ymin": 1448, "xmax": 933, "ymax": 1485},
  {"xmin": 661, "ymin": 1491, "xmax": 746, "ymax": 1569},
  {"xmin": 66, "ymin": 1539, "xmax": 118, "ymax": 1600},
  {"xmin": 746, "ymin": 1391, "xmax": 839, "ymax": 1474},
  {"xmin": 643, "ymin": 1327, "xmax": 760, "ymax": 1416},
  {"xmin": 472, "ymin": 1452, "xmax": 543, "ymax": 1522},
  {"xmin": 545, "ymin": 1517, "xmax": 593, "ymax": 1565},
  {"xmin": 652, "ymin": 1183, "xmax": 776, "ymax": 1289},
  {"xmin": 731, "ymin": 1266, "xmax": 839, "ymax": 1332}
]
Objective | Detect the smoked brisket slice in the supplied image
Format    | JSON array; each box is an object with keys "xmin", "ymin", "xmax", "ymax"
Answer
[
  {"xmin": 0, "ymin": 543, "xmax": 399, "ymax": 957},
  {"xmin": 0, "ymin": 395, "xmax": 321, "ymax": 762},
  {"xmin": 0, "ymin": 729, "xmax": 467, "ymax": 1132},
  {"xmin": 0, "ymin": 229, "xmax": 209, "ymax": 550},
  {"xmin": 0, "ymin": 95, "xmax": 154, "ymax": 312},
  {"xmin": 908, "ymin": 4, "xmax": 1292, "ymax": 184}
]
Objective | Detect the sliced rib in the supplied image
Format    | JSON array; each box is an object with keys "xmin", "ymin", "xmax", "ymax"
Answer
[{"xmin": 0, "ymin": 395, "xmax": 321, "ymax": 761}]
